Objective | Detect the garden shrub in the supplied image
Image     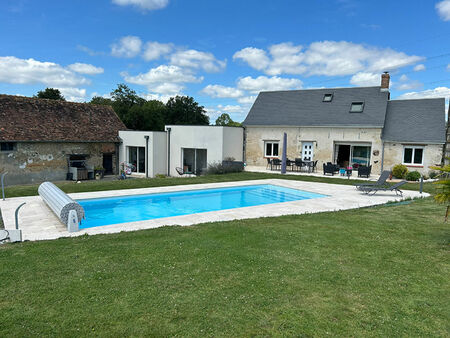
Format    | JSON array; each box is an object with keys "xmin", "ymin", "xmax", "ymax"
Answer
[
  {"xmin": 429, "ymin": 170, "xmax": 438, "ymax": 179},
  {"xmin": 392, "ymin": 164, "xmax": 408, "ymax": 179},
  {"xmin": 405, "ymin": 171, "xmax": 421, "ymax": 181},
  {"xmin": 206, "ymin": 158, "xmax": 244, "ymax": 175}
]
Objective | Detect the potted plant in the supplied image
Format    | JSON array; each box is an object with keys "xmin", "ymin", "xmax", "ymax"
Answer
[{"xmin": 94, "ymin": 166, "xmax": 105, "ymax": 179}]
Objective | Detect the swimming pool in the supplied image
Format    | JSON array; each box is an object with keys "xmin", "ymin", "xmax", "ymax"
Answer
[{"xmin": 77, "ymin": 184, "xmax": 326, "ymax": 228}]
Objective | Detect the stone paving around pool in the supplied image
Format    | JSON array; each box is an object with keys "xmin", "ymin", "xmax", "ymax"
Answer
[{"xmin": 0, "ymin": 179, "xmax": 428, "ymax": 241}]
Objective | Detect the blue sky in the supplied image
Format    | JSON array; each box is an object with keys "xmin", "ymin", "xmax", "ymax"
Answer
[{"xmin": 0, "ymin": 0, "xmax": 449, "ymax": 122}]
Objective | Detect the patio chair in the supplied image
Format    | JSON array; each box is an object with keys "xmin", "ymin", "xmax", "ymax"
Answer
[
  {"xmin": 175, "ymin": 167, "xmax": 194, "ymax": 177},
  {"xmin": 311, "ymin": 160, "xmax": 318, "ymax": 173},
  {"xmin": 294, "ymin": 158, "xmax": 304, "ymax": 172},
  {"xmin": 266, "ymin": 158, "xmax": 272, "ymax": 170},
  {"xmin": 271, "ymin": 158, "xmax": 282, "ymax": 170},
  {"xmin": 323, "ymin": 163, "xmax": 338, "ymax": 176},
  {"xmin": 355, "ymin": 170, "xmax": 391, "ymax": 190},
  {"xmin": 358, "ymin": 165, "xmax": 372, "ymax": 178},
  {"xmin": 360, "ymin": 180, "xmax": 407, "ymax": 196}
]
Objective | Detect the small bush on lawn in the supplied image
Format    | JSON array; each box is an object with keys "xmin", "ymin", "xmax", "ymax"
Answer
[
  {"xmin": 206, "ymin": 162, "xmax": 224, "ymax": 175},
  {"xmin": 392, "ymin": 164, "xmax": 408, "ymax": 179},
  {"xmin": 429, "ymin": 170, "xmax": 438, "ymax": 179},
  {"xmin": 206, "ymin": 158, "xmax": 244, "ymax": 175},
  {"xmin": 405, "ymin": 171, "xmax": 421, "ymax": 181},
  {"xmin": 155, "ymin": 174, "xmax": 166, "ymax": 179}
]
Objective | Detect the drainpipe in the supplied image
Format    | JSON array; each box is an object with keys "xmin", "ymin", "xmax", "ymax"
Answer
[
  {"xmin": 380, "ymin": 141, "xmax": 385, "ymax": 173},
  {"xmin": 166, "ymin": 127, "xmax": 171, "ymax": 176},
  {"xmin": 242, "ymin": 127, "xmax": 246, "ymax": 164},
  {"xmin": 144, "ymin": 135, "xmax": 149, "ymax": 178},
  {"xmin": 1, "ymin": 171, "xmax": 8, "ymax": 201}
]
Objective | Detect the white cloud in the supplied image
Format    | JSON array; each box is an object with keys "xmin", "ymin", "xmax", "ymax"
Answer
[
  {"xmin": 396, "ymin": 81, "xmax": 422, "ymax": 91},
  {"xmin": 233, "ymin": 47, "xmax": 270, "ymax": 71},
  {"xmin": 0, "ymin": 56, "xmax": 88, "ymax": 87},
  {"xmin": 151, "ymin": 82, "xmax": 184, "ymax": 95},
  {"xmin": 216, "ymin": 104, "xmax": 245, "ymax": 114},
  {"xmin": 237, "ymin": 76, "xmax": 303, "ymax": 93},
  {"xmin": 436, "ymin": 0, "xmax": 450, "ymax": 21},
  {"xmin": 237, "ymin": 95, "xmax": 257, "ymax": 105},
  {"xmin": 201, "ymin": 84, "xmax": 243, "ymax": 98},
  {"xmin": 111, "ymin": 36, "xmax": 142, "ymax": 58},
  {"xmin": 395, "ymin": 74, "xmax": 422, "ymax": 91},
  {"xmin": 112, "ymin": 0, "xmax": 169, "ymax": 10},
  {"xmin": 170, "ymin": 49, "xmax": 226, "ymax": 73},
  {"xmin": 350, "ymin": 72, "xmax": 380, "ymax": 86},
  {"xmin": 140, "ymin": 93, "xmax": 176, "ymax": 103},
  {"xmin": 396, "ymin": 87, "xmax": 450, "ymax": 100},
  {"xmin": 90, "ymin": 92, "xmax": 111, "ymax": 99},
  {"xmin": 413, "ymin": 64, "xmax": 426, "ymax": 72},
  {"xmin": 234, "ymin": 41, "xmax": 422, "ymax": 77},
  {"xmin": 68, "ymin": 63, "xmax": 104, "ymax": 75},
  {"xmin": 122, "ymin": 65, "xmax": 201, "ymax": 85},
  {"xmin": 266, "ymin": 42, "xmax": 306, "ymax": 75},
  {"xmin": 57, "ymin": 87, "xmax": 87, "ymax": 102},
  {"xmin": 447, "ymin": 64, "xmax": 450, "ymax": 71},
  {"xmin": 142, "ymin": 41, "xmax": 173, "ymax": 61}
]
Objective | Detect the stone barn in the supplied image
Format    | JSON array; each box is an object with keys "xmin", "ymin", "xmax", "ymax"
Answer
[{"xmin": 0, "ymin": 95, "xmax": 126, "ymax": 185}]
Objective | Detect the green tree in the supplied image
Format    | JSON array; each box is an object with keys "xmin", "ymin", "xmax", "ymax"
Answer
[
  {"xmin": 430, "ymin": 162, "xmax": 450, "ymax": 221},
  {"xmin": 215, "ymin": 113, "xmax": 242, "ymax": 127},
  {"xmin": 166, "ymin": 96, "xmax": 209, "ymax": 125},
  {"xmin": 123, "ymin": 100, "xmax": 166, "ymax": 131},
  {"xmin": 89, "ymin": 96, "xmax": 113, "ymax": 106},
  {"xmin": 110, "ymin": 84, "xmax": 145, "ymax": 123},
  {"xmin": 35, "ymin": 88, "xmax": 65, "ymax": 100}
]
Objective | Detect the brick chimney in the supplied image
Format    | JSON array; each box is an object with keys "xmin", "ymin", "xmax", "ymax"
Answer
[{"xmin": 381, "ymin": 72, "xmax": 390, "ymax": 90}]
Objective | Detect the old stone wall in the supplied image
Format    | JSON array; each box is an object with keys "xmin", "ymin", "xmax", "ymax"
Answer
[
  {"xmin": 0, "ymin": 142, "xmax": 118, "ymax": 185},
  {"xmin": 383, "ymin": 142, "xmax": 443, "ymax": 175},
  {"xmin": 245, "ymin": 126, "xmax": 384, "ymax": 174}
]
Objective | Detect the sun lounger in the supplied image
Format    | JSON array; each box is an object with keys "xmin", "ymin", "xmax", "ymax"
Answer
[
  {"xmin": 355, "ymin": 170, "xmax": 391, "ymax": 190},
  {"xmin": 360, "ymin": 180, "xmax": 407, "ymax": 196}
]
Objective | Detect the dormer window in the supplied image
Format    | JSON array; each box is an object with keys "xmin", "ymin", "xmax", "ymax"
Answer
[
  {"xmin": 350, "ymin": 102, "xmax": 364, "ymax": 113},
  {"xmin": 323, "ymin": 93, "xmax": 333, "ymax": 102}
]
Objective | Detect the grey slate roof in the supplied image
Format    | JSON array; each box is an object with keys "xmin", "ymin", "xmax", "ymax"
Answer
[
  {"xmin": 382, "ymin": 98, "xmax": 446, "ymax": 144},
  {"xmin": 243, "ymin": 86, "xmax": 390, "ymax": 127}
]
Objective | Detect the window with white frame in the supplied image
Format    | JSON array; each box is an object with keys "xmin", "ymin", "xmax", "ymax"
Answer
[
  {"xmin": 403, "ymin": 146, "xmax": 424, "ymax": 165},
  {"xmin": 264, "ymin": 141, "xmax": 279, "ymax": 157}
]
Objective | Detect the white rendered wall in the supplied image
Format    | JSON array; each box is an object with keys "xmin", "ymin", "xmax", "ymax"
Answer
[
  {"xmin": 166, "ymin": 125, "xmax": 244, "ymax": 176},
  {"xmin": 118, "ymin": 130, "xmax": 167, "ymax": 177},
  {"xmin": 223, "ymin": 127, "xmax": 244, "ymax": 161}
]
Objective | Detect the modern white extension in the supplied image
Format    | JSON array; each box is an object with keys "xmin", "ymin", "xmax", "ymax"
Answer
[{"xmin": 119, "ymin": 125, "xmax": 244, "ymax": 178}]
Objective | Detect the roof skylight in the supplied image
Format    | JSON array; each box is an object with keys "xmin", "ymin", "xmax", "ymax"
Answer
[
  {"xmin": 350, "ymin": 102, "xmax": 364, "ymax": 113},
  {"xmin": 323, "ymin": 93, "xmax": 333, "ymax": 102}
]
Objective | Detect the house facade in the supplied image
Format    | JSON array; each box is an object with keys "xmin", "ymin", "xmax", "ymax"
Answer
[
  {"xmin": 0, "ymin": 95, "xmax": 126, "ymax": 185},
  {"xmin": 243, "ymin": 73, "xmax": 446, "ymax": 175}
]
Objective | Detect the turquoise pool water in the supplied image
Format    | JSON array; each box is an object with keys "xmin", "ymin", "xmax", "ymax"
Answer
[{"xmin": 77, "ymin": 184, "xmax": 326, "ymax": 228}]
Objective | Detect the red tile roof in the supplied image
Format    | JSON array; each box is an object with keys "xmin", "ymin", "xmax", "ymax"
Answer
[{"xmin": 0, "ymin": 95, "xmax": 126, "ymax": 142}]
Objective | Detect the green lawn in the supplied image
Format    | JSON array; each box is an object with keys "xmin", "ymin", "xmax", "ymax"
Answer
[{"xmin": 0, "ymin": 173, "xmax": 448, "ymax": 336}]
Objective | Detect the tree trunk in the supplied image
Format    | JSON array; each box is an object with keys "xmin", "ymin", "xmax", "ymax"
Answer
[{"xmin": 446, "ymin": 205, "xmax": 449, "ymax": 222}]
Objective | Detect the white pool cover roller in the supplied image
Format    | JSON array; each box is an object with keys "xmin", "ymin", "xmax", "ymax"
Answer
[{"xmin": 38, "ymin": 182, "xmax": 85, "ymax": 232}]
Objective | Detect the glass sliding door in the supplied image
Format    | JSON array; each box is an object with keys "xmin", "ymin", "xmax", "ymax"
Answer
[
  {"xmin": 138, "ymin": 147, "xmax": 145, "ymax": 173},
  {"xmin": 351, "ymin": 146, "xmax": 371, "ymax": 166},
  {"xmin": 128, "ymin": 147, "xmax": 138, "ymax": 172},
  {"xmin": 195, "ymin": 149, "xmax": 207, "ymax": 175},
  {"xmin": 182, "ymin": 148, "xmax": 207, "ymax": 175},
  {"xmin": 128, "ymin": 146, "xmax": 146, "ymax": 173},
  {"xmin": 334, "ymin": 143, "xmax": 371, "ymax": 167}
]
